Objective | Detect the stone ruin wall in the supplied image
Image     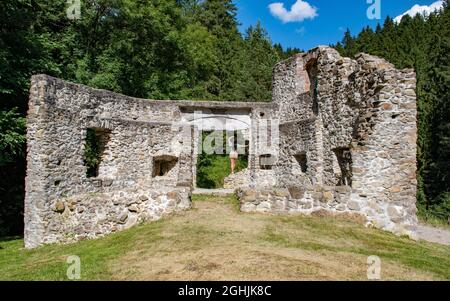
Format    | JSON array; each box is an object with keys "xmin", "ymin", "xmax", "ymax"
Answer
[
  {"xmin": 25, "ymin": 75, "xmax": 273, "ymax": 248},
  {"xmin": 25, "ymin": 46, "xmax": 418, "ymax": 248},
  {"xmin": 238, "ymin": 46, "xmax": 418, "ymax": 238},
  {"xmin": 25, "ymin": 75, "xmax": 199, "ymax": 248}
]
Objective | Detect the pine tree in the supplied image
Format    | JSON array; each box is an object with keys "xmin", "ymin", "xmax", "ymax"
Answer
[
  {"xmin": 341, "ymin": 29, "xmax": 358, "ymax": 57},
  {"xmin": 243, "ymin": 21, "xmax": 280, "ymax": 100}
]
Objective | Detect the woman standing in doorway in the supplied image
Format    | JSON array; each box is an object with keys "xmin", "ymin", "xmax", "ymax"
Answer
[
  {"xmin": 229, "ymin": 148, "xmax": 238, "ymax": 174},
  {"xmin": 228, "ymin": 136, "xmax": 239, "ymax": 174}
]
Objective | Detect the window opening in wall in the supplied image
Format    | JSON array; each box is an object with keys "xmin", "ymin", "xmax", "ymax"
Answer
[
  {"xmin": 83, "ymin": 128, "xmax": 111, "ymax": 178},
  {"xmin": 153, "ymin": 155, "xmax": 178, "ymax": 177},
  {"xmin": 244, "ymin": 140, "xmax": 250, "ymax": 157},
  {"xmin": 306, "ymin": 60, "xmax": 319, "ymax": 116},
  {"xmin": 333, "ymin": 148, "xmax": 353, "ymax": 186},
  {"xmin": 260, "ymin": 154, "xmax": 275, "ymax": 170},
  {"xmin": 295, "ymin": 153, "xmax": 308, "ymax": 173}
]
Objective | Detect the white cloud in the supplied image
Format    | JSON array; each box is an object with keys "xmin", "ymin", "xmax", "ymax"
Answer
[
  {"xmin": 393, "ymin": 1, "xmax": 444, "ymax": 23},
  {"xmin": 269, "ymin": 0, "xmax": 318, "ymax": 23}
]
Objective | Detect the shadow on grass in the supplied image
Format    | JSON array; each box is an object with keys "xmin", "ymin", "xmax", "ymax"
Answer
[{"xmin": 0, "ymin": 235, "xmax": 22, "ymax": 243}]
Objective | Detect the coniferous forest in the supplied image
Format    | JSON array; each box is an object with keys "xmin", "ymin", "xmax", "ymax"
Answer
[{"xmin": 0, "ymin": 0, "xmax": 449, "ymax": 236}]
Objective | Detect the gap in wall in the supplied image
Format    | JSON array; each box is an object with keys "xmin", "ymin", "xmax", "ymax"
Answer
[
  {"xmin": 153, "ymin": 155, "xmax": 178, "ymax": 177},
  {"xmin": 259, "ymin": 154, "xmax": 275, "ymax": 170},
  {"xmin": 295, "ymin": 153, "xmax": 308, "ymax": 173},
  {"xmin": 306, "ymin": 59, "xmax": 319, "ymax": 116},
  {"xmin": 83, "ymin": 128, "xmax": 111, "ymax": 178},
  {"xmin": 196, "ymin": 130, "xmax": 248, "ymax": 189},
  {"xmin": 332, "ymin": 147, "xmax": 353, "ymax": 187}
]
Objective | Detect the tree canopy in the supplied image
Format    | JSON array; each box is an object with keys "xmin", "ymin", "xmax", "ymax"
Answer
[{"xmin": 0, "ymin": 0, "xmax": 299, "ymax": 236}]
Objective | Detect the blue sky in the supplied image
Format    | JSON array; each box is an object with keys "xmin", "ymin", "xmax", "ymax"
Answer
[{"xmin": 235, "ymin": 0, "xmax": 443, "ymax": 50}]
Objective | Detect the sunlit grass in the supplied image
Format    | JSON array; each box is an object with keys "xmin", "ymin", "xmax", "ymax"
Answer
[{"xmin": 1, "ymin": 195, "xmax": 449, "ymax": 280}]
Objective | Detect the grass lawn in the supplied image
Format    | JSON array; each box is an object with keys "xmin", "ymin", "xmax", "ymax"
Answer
[
  {"xmin": 196, "ymin": 155, "xmax": 248, "ymax": 188},
  {"xmin": 0, "ymin": 195, "xmax": 449, "ymax": 280},
  {"xmin": 418, "ymin": 213, "xmax": 450, "ymax": 230}
]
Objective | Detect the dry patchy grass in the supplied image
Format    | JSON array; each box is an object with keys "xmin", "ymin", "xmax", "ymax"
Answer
[{"xmin": 1, "ymin": 195, "xmax": 449, "ymax": 280}]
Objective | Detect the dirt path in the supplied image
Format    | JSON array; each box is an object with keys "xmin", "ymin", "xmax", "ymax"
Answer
[{"xmin": 417, "ymin": 224, "xmax": 450, "ymax": 245}]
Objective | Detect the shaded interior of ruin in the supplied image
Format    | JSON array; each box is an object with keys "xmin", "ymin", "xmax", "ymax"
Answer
[
  {"xmin": 306, "ymin": 59, "xmax": 319, "ymax": 116},
  {"xmin": 259, "ymin": 154, "xmax": 275, "ymax": 170},
  {"xmin": 294, "ymin": 153, "xmax": 308, "ymax": 173},
  {"xmin": 153, "ymin": 155, "xmax": 178, "ymax": 178},
  {"xmin": 333, "ymin": 148, "xmax": 353, "ymax": 187},
  {"xmin": 84, "ymin": 127, "xmax": 112, "ymax": 178}
]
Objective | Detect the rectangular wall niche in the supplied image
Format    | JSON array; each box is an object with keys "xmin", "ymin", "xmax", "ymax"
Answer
[
  {"xmin": 295, "ymin": 153, "xmax": 308, "ymax": 173},
  {"xmin": 259, "ymin": 154, "xmax": 275, "ymax": 170},
  {"xmin": 84, "ymin": 128, "xmax": 111, "ymax": 178},
  {"xmin": 153, "ymin": 155, "xmax": 178, "ymax": 177},
  {"xmin": 333, "ymin": 148, "xmax": 353, "ymax": 186}
]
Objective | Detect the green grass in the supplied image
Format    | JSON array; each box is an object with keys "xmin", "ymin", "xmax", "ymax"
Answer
[
  {"xmin": 192, "ymin": 194, "xmax": 241, "ymax": 212},
  {"xmin": 196, "ymin": 155, "xmax": 247, "ymax": 189},
  {"xmin": 418, "ymin": 213, "xmax": 450, "ymax": 230},
  {"xmin": 0, "ymin": 222, "xmax": 165, "ymax": 280},
  {"xmin": 262, "ymin": 215, "xmax": 450, "ymax": 279},
  {"xmin": 417, "ymin": 199, "xmax": 450, "ymax": 230},
  {"xmin": 1, "ymin": 195, "xmax": 450, "ymax": 280}
]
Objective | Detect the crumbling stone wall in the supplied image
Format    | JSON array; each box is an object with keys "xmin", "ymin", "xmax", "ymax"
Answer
[
  {"xmin": 224, "ymin": 169, "xmax": 250, "ymax": 189},
  {"xmin": 25, "ymin": 46, "xmax": 418, "ymax": 247},
  {"xmin": 277, "ymin": 119, "xmax": 319, "ymax": 188},
  {"xmin": 25, "ymin": 75, "xmax": 273, "ymax": 248},
  {"xmin": 25, "ymin": 76, "xmax": 196, "ymax": 248},
  {"xmin": 238, "ymin": 46, "xmax": 418, "ymax": 238}
]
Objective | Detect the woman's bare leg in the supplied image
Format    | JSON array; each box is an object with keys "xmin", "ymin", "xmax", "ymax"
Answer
[{"xmin": 231, "ymin": 158, "xmax": 236, "ymax": 174}]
